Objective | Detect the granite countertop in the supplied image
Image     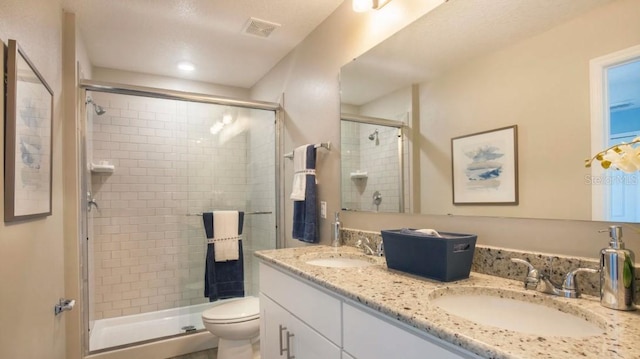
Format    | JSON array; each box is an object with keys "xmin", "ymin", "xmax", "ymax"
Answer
[{"xmin": 255, "ymin": 245, "xmax": 640, "ymax": 359}]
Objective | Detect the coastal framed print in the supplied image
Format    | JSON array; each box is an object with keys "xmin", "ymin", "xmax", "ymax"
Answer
[
  {"xmin": 4, "ymin": 39, "xmax": 54, "ymax": 222},
  {"xmin": 451, "ymin": 125, "xmax": 518, "ymax": 205}
]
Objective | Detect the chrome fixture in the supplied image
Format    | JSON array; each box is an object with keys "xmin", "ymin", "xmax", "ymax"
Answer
[
  {"xmin": 87, "ymin": 191, "xmax": 99, "ymax": 212},
  {"xmin": 372, "ymin": 190, "xmax": 382, "ymax": 211},
  {"xmin": 368, "ymin": 129, "xmax": 378, "ymax": 141},
  {"xmin": 599, "ymin": 226, "xmax": 636, "ymax": 310},
  {"xmin": 181, "ymin": 325, "xmax": 197, "ymax": 333},
  {"xmin": 186, "ymin": 211, "xmax": 272, "ymax": 216},
  {"xmin": 511, "ymin": 258, "xmax": 598, "ymax": 298},
  {"xmin": 283, "ymin": 141, "xmax": 331, "ymax": 159},
  {"xmin": 332, "ymin": 212, "xmax": 342, "ymax": 247},
  {"xmin": 353, "ymin": 0, "xmax": 393, "ymax": 12},
  {"xmin": 279, "ymin": 324, "xmax": 294, "ymax": 359},
  {"xmin": 86, "ymin": 97, "xmax": 106, "ymax": 115},
  {"xmin": 54, "ymin": 298, "xmax": 75, "ymax": 315},
  {"xmin": 356, "ymin": 232, "xmax": 384, "ymax": 256}
]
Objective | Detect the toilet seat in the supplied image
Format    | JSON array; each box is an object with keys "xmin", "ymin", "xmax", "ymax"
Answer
[{"xmin": 202, "ymin": 296, "xmax": 260, "ymax": 324}]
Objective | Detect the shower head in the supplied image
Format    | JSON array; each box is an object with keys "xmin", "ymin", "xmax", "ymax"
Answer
[
  {"xmin": 94, "ymin": 104, "xmax": 106, "ymax": 115},
  {"xmin": 86, "ymin": 97, "xmax": 106, "ymax": 116},
  {"xmin": 368, "ymin": 129, "xmax": 378, "ymax": 141}
]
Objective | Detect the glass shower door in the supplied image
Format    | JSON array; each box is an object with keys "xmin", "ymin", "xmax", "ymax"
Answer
[{"xmin": 83, "ymin": 89, "xmax": 278, "ymax": 352}]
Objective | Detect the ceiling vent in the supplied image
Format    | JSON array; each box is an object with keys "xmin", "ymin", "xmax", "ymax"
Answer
[{"xmin": 242, "ymin": 17, "xmax": 281, "ymax": 39}]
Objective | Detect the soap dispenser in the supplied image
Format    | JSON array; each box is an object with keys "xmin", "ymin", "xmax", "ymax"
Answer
[{"xmin": 600, "ymin": 225, "xmax": 636, "ymax": 311}]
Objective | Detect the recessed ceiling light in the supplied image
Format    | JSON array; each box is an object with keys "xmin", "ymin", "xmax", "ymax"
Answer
[{"xmin": 177, "ymin": 61, "xmax": 195, "ymax": 72}]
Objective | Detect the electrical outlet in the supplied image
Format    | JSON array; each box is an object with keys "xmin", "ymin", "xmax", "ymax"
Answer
[{"xmin": 321, "ymin": 201, "xmax": 327, "ymax": 219}]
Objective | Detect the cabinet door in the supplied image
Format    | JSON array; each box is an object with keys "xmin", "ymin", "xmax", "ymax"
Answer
[
  {"xmin": 260, "ymin": 263, "xmax": 341, "ymax": 345},
  {"xmin": 343, "ymin": 303, "xmax": 478, "ymax": 359},
  {"xmin": 261, "ymin": 294, "xmax": 292, "ymax": 359},
  {"xmin": 261, "ymin": 294, "xmax": 341, "ymax": 359}
]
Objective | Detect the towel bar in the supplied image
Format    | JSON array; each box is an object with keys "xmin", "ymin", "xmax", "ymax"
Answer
[
  {"xmin": 186, "ymin": 211, "xmax": 272, "ymax": 216},
  {"xmin": 284, "ymin": 142, "xmax": 331, "ymax": 159}
]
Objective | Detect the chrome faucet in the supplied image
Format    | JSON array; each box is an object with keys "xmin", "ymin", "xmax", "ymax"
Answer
[
  {"xmin": 356, "ymin": 233, "xmax": 384, "ymax": 256},
  {"xmin": 511, "ymin": 258, "xmax": 598, "ymax": 298}
]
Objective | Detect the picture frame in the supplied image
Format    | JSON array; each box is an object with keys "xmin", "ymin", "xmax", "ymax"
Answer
[
  {"xmin": 4, "ymin": 39, "xmax": 54, "ymax": 222},
  {"xmin": 451, "ymin": 125, "xmax": 518, "ymax": 205}
]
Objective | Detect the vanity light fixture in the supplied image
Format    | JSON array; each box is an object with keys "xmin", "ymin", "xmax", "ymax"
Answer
[
  {"xmin": 177, "ymin": 61, "xmax": 195, "ymax": 72},
  {"xmin": 352, "ymin": 0, "xmax": 392, "ymax": 12}
]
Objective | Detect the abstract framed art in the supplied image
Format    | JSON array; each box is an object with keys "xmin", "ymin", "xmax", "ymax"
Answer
[
  {"xmin": 4, "ymin": 39, "xmax": 54, "ymax": 221},
  {"xmin": 451, "ymin": 125, "xmax": 518, "ymax": 205}
]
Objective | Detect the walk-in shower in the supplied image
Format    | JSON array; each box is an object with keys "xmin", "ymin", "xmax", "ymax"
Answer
[
  {"xmin": 340, "ymin": 115, "xmax": 405, "ymax": 213},
  {"xmin": 80, "ymin": 84, "xmax": 280, "ymax": 355}
]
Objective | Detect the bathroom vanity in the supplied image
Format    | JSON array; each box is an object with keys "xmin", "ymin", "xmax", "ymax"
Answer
[{"xmin": 256, "ymin": 246, "xmax": 639, "ymax": 359}]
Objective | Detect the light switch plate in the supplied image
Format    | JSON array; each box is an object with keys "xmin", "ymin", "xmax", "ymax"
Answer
[{"xmin": 320, "ymin": 201, "xmax": 327, "ymax": 218}]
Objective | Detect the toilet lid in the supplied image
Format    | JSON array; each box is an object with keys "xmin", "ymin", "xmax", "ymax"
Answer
[{"xmin": 202, "ymin": 296, "xmax": 260, "ymax": 323}]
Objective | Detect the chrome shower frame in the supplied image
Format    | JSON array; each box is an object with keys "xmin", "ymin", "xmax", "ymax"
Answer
[
  {"xmin": 78, "ymin": 79, "xmax": 283, "ymax": 355},
  {"xmin": 340, "ymin": 113, "xmax": 406, "ymax": 212}
]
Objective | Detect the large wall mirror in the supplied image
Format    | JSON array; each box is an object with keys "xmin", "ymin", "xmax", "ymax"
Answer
[{"xmin": 340, "ymin": 0, "xmax": 640, "ymax": 221}]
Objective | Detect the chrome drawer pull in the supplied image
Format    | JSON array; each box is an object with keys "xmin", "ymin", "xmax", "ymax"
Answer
[
  {"xmin": 279, "ymin": 324, "xmax": 287, "ymax": 356},
  {"xmin": 286, "ymin": 331, "xmax": 295, "ymax": 359}
]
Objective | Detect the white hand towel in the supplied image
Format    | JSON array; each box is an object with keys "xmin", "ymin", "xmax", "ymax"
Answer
[
  {"xmin": 212, "ymin": 211, "xmax": 240, "ymax": 262},
  {"xmin": 290, "ymin": 145, "xmax": 310, "ymax": 201},
  {"xmin": 415, "ymin": 228, "xmax": 443, "ymax": 237}
]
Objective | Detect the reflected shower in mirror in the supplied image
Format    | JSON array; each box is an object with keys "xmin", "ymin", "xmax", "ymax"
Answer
[
  {"xmin": 340, "ymin": 0, "xmax": 640, "ymax": 221},
  {"xmin": 341, "ymin": 115, "xmax": 407, "ymax": 213}
]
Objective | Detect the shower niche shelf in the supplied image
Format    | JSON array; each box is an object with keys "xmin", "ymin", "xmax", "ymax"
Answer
[
  {"xmin": 90, "ymin": 162, "xmax": 115, "ymax": 173},
  {"xmin": 350, "ymin": 171, "xmax": 368, "ymax": 179}
]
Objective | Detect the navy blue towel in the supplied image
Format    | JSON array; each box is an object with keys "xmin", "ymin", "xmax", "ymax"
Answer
[
  {"xmin": 203, "ymin": 211, "xmax": 245, "ymax": 302},
  {"xmin": 292, "ymin": 145, "xmax": 319, "ymax": 243}
]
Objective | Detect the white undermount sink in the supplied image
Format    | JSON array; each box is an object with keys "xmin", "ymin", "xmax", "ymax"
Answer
[
  {"xmin": 299, "ymin": 252, "xmax": 378, "ymax": 268},
  {"xmin": 430, "ymin": 288, "xmax": 604, "ymax": 338}
]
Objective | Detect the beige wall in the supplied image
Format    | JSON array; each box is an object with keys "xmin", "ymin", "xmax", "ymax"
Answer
[
  {"xmin": 251, "ymin": 0, "xmax": 445, "ymax": 248},
  {"xmin": 0, "ymin": 1, "xmax": 67, "ymax": 358},
  {"xmin": 92, "ymin": 67, "xmax": 251, "ymax": 99},
  {"xmin": 252, "ymin": 0, "xmax": 640, "ymax": 260},
  {"xmin": 419, "ymin": 0, "xmax": 640, "ymax": 220}
]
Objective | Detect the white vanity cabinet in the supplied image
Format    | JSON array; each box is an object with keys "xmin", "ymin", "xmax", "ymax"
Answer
[
  {"xmin": 259, "ymin": 262, "xmax": 479, "ymax": 359},
  {"xmin": 260, "ymin": 263, "xmax": 342, "ymax": 359}
]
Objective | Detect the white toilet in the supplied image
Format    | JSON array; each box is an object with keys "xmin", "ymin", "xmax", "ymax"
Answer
[{"xmin": 202, "ymin": 296, "xmax": 260, "ymax": 359}]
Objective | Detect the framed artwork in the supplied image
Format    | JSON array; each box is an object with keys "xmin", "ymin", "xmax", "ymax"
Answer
[
  {"xmin": 451, "ymin": 125, "xmax": 518, "ymax": 205},
  {"xmin": 4, "ymin": 39, "xmax": 54, "ymax": 221}
]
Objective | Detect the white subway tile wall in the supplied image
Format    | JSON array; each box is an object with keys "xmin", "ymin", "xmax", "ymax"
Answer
[{"xmin": 88, "ymin": 92, "xmax": 275, "ymax": 320}]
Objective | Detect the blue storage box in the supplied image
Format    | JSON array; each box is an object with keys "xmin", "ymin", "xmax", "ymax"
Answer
[{"xmin": 381, "ymin": 229, "xmax": 477, "ymax": 282}]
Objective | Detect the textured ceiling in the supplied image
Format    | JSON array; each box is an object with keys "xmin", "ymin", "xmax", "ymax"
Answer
[{"xmin": 62, "ymin": 0, "xmax": 345, "ymax": 88}]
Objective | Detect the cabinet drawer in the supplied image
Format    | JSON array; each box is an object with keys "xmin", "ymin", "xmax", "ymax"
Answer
[
  {"xmin": 343, "ymin": 302, "xmax": 478, "ymax": 359},
  {"xmin": 260, "ymin": 262, "xmax": 341, "ymax": 345},
  {"xmin": 261, "ymin": 295, "xmax": 341, "ymax": 359}
]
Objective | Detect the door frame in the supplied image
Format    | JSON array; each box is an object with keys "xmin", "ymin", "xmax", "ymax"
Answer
[{"xmin": 589, "ymin": 44, "xmax": 640, "ymax": 220}]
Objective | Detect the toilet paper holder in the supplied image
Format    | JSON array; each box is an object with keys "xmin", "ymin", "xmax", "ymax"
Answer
[{"xmin": 54, "ymin": 298, "xmax": 75, "ymax": 316}]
